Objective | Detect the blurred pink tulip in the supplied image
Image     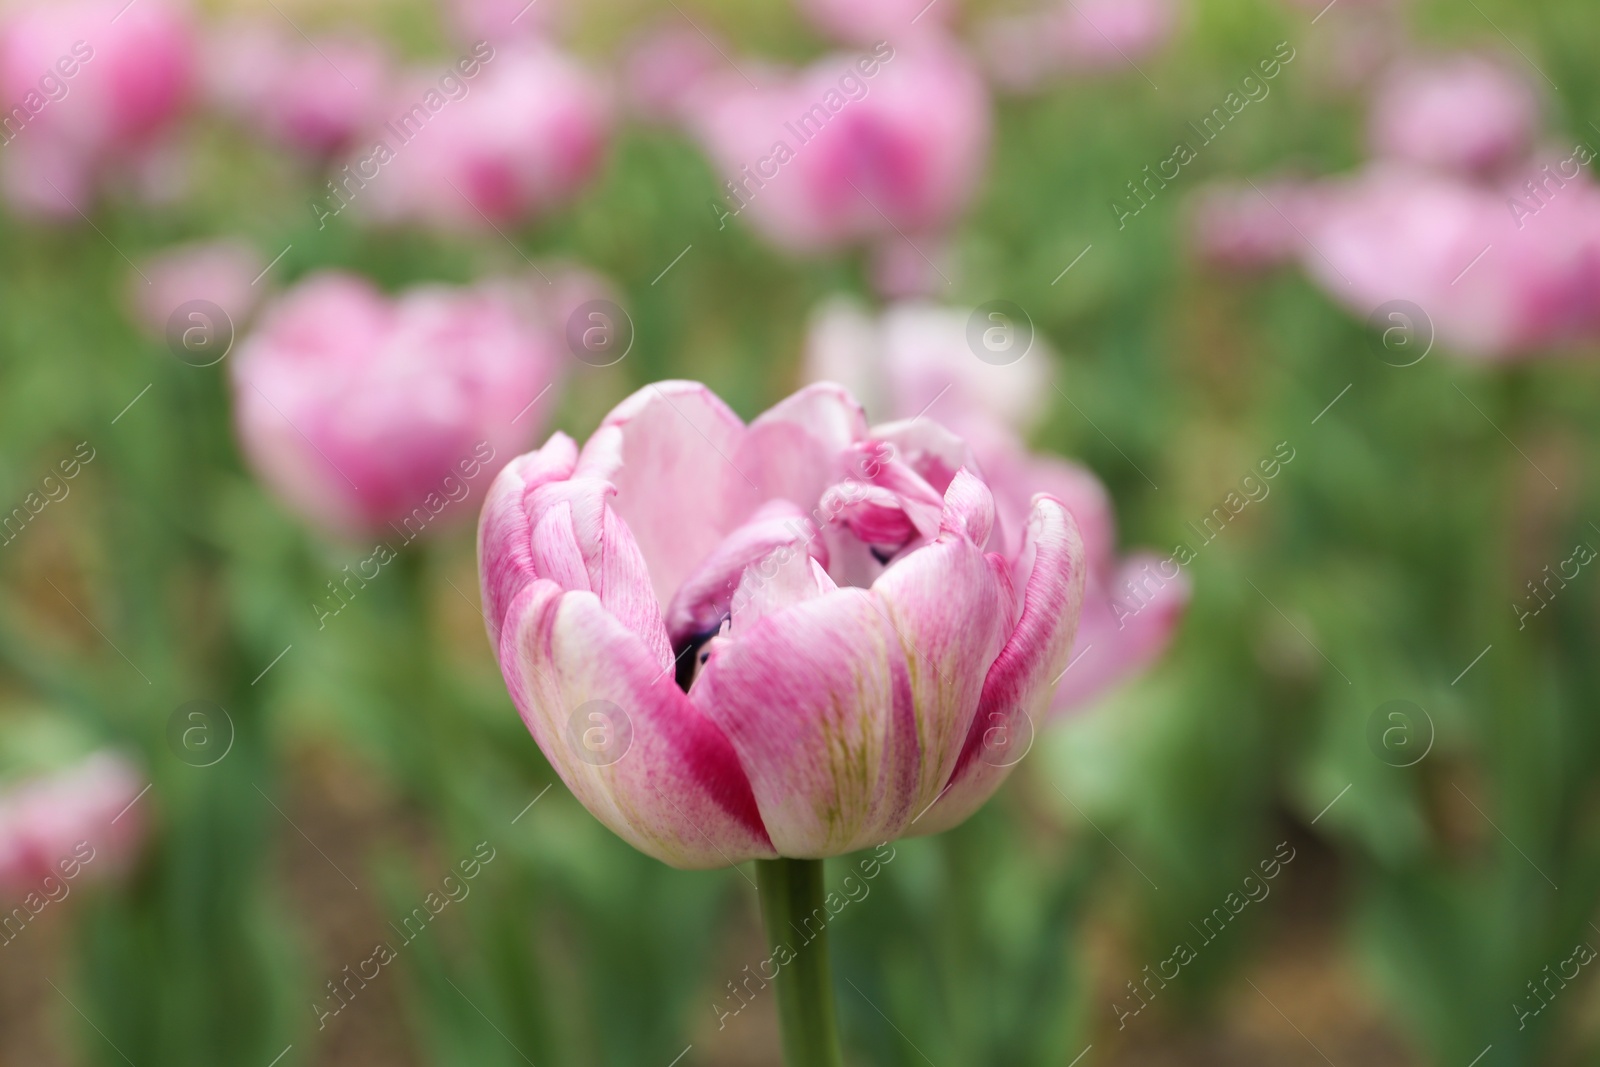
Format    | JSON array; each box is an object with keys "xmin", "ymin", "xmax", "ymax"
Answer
[
  {"xmin": 204, "ymin": 19, "xmax": 391, "ymax": 159},
  {"xmin": 795, "ymin": 0, "xmax": 957, "ymax": 46},
  {"xmin": 803, "ymin": 299, "xmax": 1188, "ymax": 714},
  {"xmin": 979, "ymin": 0, "xmax": 1175, "ymax": 92},
  {"xmin": 232, "ymin": 272, "xmax": 562, "ymax": 539},
  {"xmin": 0, "ymin": 752, "xmax": 147, "ymax": 896},
  {"xmin": 478, "ymin": 381, "xmax": 1088, "ymax": 865},
  {"xmin": 1300, "ymin": 162, "xmax": 1600, "ymax": 359},
  {"xmin": 689, "ymin": 37, "xmax": 989, "ymax": 253},
  {"xmin": 129, "ymin": 238, "xmax": 264, "ymax": 338},
  {"xmin": 360, "ymin": 44, "xmax": 611, "ymax": 231},
  {"xmin": 0, "ymin": 0, "xmax": 195, "ymax": 215},
  {"xmin": 1369, "ymin": 54, "xmax": 1538, "ymax": 175}
]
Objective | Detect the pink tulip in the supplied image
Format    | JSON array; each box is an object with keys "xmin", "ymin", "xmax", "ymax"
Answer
[
  {"xmin": 232, "ymin": 272, "xmax": 561, "ymax": 539},
  {"xmin": 478, "ymin": 381, "xmax": 1088, "ymax": 864},
  {"xmin": 0, "ymin": 752, "xmax": 147, "ymax": 896},
  {"xmin": 795, "ymin": 0, "xmax": 957, "ymax": 46},
  {"xmin": 804, "ymin": 299, "xmax": 1188, "ymax": 713},
  {"xmin": 1369, "ymin": 54, "xmax": 1538, "ymax": 175},
  {"xmin": 129, "ymin": 237, "xmax": 264, "ymax": 338},
  {"xmin": 358, "ymin": 43, "xmax": 611, "ymax": 231},
  {"xmin": 1299, "ymin": 161, "xmax": 1600, "ymax": 359},
  {"xmin": 0, "ymin": 0, "xmax": 194, "ymax": 215},
  {"xmin": 204, "ymin": 19, "xmax": 391, "ymax": 159},
  {"xmin": 978, "ymin": 0, "xmax": 1175, "ymax": 92},
  {"xmin": 689, "ymin": 36, "xmax": 989, "ymax": 253}
]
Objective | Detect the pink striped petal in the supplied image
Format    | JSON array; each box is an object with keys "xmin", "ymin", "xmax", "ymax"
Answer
[
  {"xmin": 498, "ymin": 580, "xmax": 773, "ymax": 868},
  {"xmin": 527, "ymin": 477, "xmax": 673, "ymax": 670},
  {"xmin": 913, "ymin": 495, "xmax": 1086, "ymax": 836},
  {"xmin": 691, "ymin": 587, "xmax": 918, "ymax": 857},
  {"xmin": 577, "ymin": 381, "xmax": 756, "ymax": 608},
  {"xmin": 478, "ymin": 432, "xmax": 579, "ymax": 647}
]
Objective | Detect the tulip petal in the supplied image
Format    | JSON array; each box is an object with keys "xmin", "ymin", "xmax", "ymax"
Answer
[
  {"xmin": 664, "ymin": 500, "xmax": 822, "ymax": 648},
  {"xmin": 578, "ymin": 381, "xmax": 755, "ymax": 608},
  {"xmin": 913, "ymin": 495, "xmax": 1086, "ymax": 836},
  {"xmin": 868, "ymin": 530, "xmax": 1013, "ymax": 827},
  {"xmin": 692, "ymin": 588, "xmax": 915, "ymax": 857},
  {"xmin": 529, "ymin": 477, "xmax": 673, "ymax": 669},
  {"xmin": 478, "ymin": 432, "xmax": 579, "ymax": 646},
  {"xmin": 498, "ymin": 580, "xmax": 774, "ymax": 868},
  {"xmin": 736, "ymin": 382, "xmax": 869, "ymax": 509}
]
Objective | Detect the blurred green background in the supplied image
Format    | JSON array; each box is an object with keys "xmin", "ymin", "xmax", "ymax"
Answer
[{"xmin": 4, "ymin": 0, "xmax": 1600, "ymax": 1064}]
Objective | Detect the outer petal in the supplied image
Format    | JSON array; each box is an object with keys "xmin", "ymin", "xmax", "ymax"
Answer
[
  {"xmin": 527, "ymin": 477, "xmax": 674, "ymax": 670},
  {"xmin": 577, "ymin": 381, "xmax": 755, "ymax": 608},
  {"xmin": 869, "ymin": 526, "xmax": 1012, "ymax": 826},
  {"xmin": 913, "ymin": 495, "xmax": 1086, "ymax": 836},
  {"xmin": 498, "ymin": 581, "xmax": 774, "ymax": 868},
  {"xmin": 691, "ymin": 588, "xmax": 916, "ymax": 857},
  {"xmin": 1053, "ymin": 553, "xmax": 1189, "ymax": 713},
  {"xmin": 477, "ymin": 432, "xmax": 580, "ymax": 646}
]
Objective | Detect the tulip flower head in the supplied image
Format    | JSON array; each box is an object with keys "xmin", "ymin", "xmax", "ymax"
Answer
[
  {"xmin": 479, "ymin": 382, "xmax": 1087, "ymax": 866},
  {"xmin": 232, "ymin": 272, "xmax": 561, "ymax": 539}
]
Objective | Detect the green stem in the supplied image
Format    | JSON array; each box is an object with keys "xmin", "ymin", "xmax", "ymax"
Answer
[{"xmin": 756, "ymin": 858, "xmax": 846, "ymax": 1067}]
